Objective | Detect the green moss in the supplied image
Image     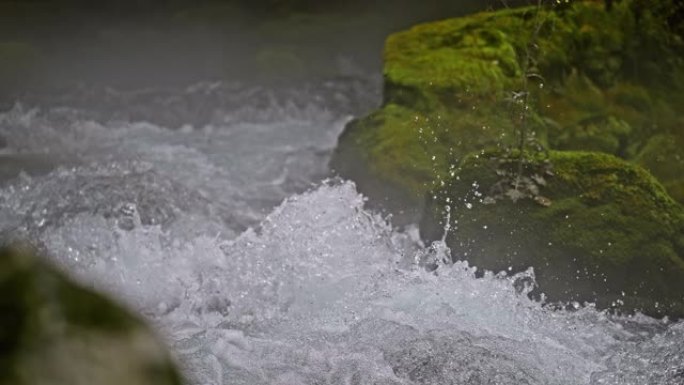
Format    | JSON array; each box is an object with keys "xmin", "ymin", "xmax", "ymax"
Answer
[
  {"xmin": 383, "ymin": 7, "xmax": 532, "ymax": 105},
  {"xmin": 551, "ymin": 115, "xmax": 632, "ymax": 155},
  {"xmin": 331, "ymin": 102, "xmax": 518, "ymax": 218},
  {"xmin": 634, "ymin": 134, "xmax": 684, "ymax": 203},
  {"xmin": 421, "ymin": 150, "xmax": 684, "ymax": 317}
]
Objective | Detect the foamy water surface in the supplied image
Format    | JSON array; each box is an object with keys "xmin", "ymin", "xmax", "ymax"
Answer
[{"xmin": 0, "ymin": 82, "xmax": 682, "ymax": 385}]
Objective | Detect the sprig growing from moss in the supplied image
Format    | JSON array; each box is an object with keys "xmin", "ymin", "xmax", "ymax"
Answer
[
  {"xmin": 490, "ymin": 0, "xmax": 554, "ymax": 205},
  {"xmin": 514, "ymin": 0, "xmax": 545, "ymax": 183}
]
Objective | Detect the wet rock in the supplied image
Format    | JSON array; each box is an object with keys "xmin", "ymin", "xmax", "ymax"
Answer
[
  {"xmin": 0, "ymin": 245, "xmax": 182, "ymax": 385},
  {"xmin": 421, "ymin": 150, "xmax": 684, "ymax": 318},
  {"xmin": 331, "ymin": 0, "xmax": 684, "ymax": 225}
]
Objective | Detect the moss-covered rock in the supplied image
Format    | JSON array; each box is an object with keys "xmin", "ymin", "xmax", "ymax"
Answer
[
  {"xmin": 634, "ymin": 132, "xmax": 684, "ymax": 204},
  {"xmin": 332, "ymin": 102, "xmax": 516, "ymax": 222},
  {"xmin": 0, "ymin": 246, "xmax": 182, "ymax": 385},
  {"xmin": 330, "ymin": 7, "xmax": 540, "ymax": 219},
  {"xmin": 421, "ymin": 150, "xmax": 684, "ymax": 317},
  {"xmin": 330, "ymin": 0, "xmax": 684, "ymax": 316},
  {"xmin": 331, "ymin": 0, "xmax": 684, "ymax": 221}
]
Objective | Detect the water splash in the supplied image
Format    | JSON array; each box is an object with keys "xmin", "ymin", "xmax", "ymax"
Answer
[
  {"xmin": 1, "ymin": 84, "xmax": 681, "ymax": 384},
  {"xmin": 3, "ymin": 174, "xmax": 677, "ymax": 384}
]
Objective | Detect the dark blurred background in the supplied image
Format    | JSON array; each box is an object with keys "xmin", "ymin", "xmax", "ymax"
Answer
[{"xmin": 0, "ymin": 0, "xmax": 525, "ymax": 105}]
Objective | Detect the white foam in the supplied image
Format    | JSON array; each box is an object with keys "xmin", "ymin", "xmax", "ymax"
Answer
[
  {"xmin": 27, "ymin": 180, "xmax": 680, "ymax": 385},
  {"xmin": 1, "ymin": 90, "xmax": 681, "ymax": 384}
]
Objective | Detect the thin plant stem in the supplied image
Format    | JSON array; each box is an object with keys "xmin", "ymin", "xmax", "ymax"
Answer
[{"xmin": 514, "ymin": 0, "xmax": 546, "ymax": 191}]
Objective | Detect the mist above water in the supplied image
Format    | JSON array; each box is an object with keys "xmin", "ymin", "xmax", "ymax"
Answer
[{"xmin": 2, "ymin": 0, "xmax": 522, "ymax": 102}]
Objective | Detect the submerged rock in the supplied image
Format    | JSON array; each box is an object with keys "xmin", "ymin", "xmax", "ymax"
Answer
[
  {"xmin": 0, "ymin": 245, "xmax": 182, "ymax": 385},
  {"xmin": 0, "ymin": 163, "xmax": 238, "ymax": 237},
  {"xmin": 421, "ymin": 150, "xmax": 684, "ymax": 317}
]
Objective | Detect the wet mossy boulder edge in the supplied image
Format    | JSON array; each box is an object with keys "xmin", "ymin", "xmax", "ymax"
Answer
[
  {"xmin": 0, "ymin": 246, "xmax": 182, "ymax": 385},
  {"xmin": 421, "ymin": 150, "xmax": 684, "ymax": 317},
  {"xmin": 331, "ymin": 0, "xmax": 684, "ymax": 219},
  {"xmin": 333, "ymin": 102, "xmax": 513, "ymax": 221}
]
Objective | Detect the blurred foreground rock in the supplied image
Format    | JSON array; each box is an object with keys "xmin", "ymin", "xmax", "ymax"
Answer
[{"xmin": 0, "ymin": 246, "xmax": 182, "ymax": 385}]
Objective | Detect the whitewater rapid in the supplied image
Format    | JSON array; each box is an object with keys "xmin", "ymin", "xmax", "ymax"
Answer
[{"xmin": 0, "ymin": 82, "xmax": 682, "ymax": 384}]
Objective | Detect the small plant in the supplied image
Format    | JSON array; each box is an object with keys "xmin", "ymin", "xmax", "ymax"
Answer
[{"xmin": 490, "ymin": 0, "xmax": 555, "ymax": 206}]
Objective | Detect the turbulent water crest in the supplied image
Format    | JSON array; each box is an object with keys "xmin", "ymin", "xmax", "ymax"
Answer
[{"xmin": 1, "ymin": 82, "xmax": 682, "ymax": 385}]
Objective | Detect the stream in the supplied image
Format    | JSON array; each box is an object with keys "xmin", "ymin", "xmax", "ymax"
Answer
[{"xmin": 0, "ymin": 79, "xmax": 682, "ymax": 385}]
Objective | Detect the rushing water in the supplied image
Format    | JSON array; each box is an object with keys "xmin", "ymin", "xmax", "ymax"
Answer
[{"xmin": 1, "ymin": 80, "xmax": 683, "ymax": 385}]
